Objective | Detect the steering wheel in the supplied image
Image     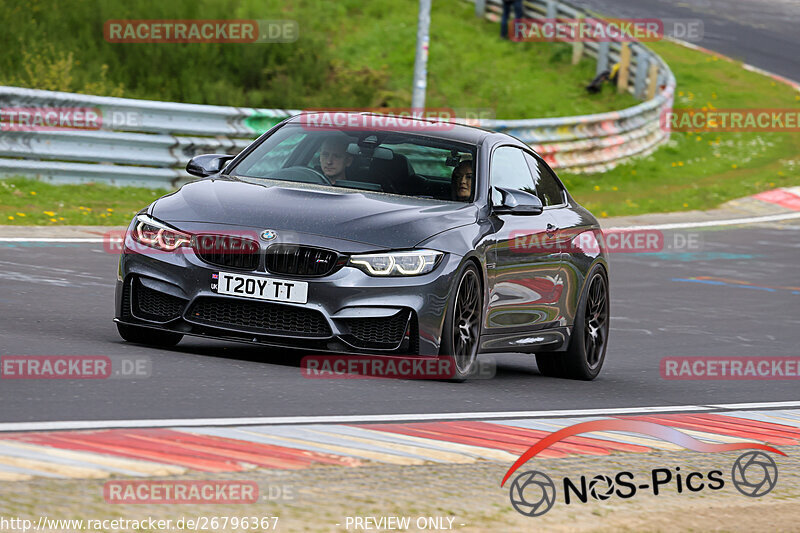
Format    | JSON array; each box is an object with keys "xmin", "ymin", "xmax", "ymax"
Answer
[{"xmin": 268, "ymin": 166, "xmax": 332, "ymax": 185}]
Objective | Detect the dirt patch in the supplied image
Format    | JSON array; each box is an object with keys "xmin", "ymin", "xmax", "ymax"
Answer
[{"xmin": 0, "ymin": 447, "xmax": 797, "ymax": 532}]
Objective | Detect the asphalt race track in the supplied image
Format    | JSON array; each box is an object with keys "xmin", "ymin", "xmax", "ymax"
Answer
[
  {"xmin": 1, "ymin": 222, "xmax": 798, "ymax": 423},
  {"xmin": 572, "ymin": 0, "xmax": 800, "ymax": 80}
]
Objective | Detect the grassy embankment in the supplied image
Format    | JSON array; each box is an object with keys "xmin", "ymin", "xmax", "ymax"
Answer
[
  {"xmin": 0, "ymin": 0, "xmax": 634, "ymax": 225},
  {"xmin": 1, "ymin": 0, "xmax": 797, "ymax": 222}
]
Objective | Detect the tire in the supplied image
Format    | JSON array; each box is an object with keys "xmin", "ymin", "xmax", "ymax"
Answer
[
  {"xmin": 117, "ymin": 323, "xmax": 183, "ymax": 347},
  {"xmin": 536, "ymin": 265, "xmax": 609, "ymax": 380},
  {"xmin": 439, "ymin": 262, "xmax": 483, "ymax": 381}
]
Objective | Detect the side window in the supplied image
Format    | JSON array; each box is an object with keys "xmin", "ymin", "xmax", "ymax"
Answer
[
  {"xmin": 239, "ymin": 132, "xmax": 305, "ymax": 176},
  {"xmin": 490, "ymin": 146, "xmax": 536, "ymax": 205},
  {"xmin": 525, "ymin": 153, "xmax": 565, "ymax": 206}
]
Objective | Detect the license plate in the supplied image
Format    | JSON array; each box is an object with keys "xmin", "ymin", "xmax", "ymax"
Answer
[{"xmin": 213, "ymin": 272, "xmax": 308, "ymax": 304}]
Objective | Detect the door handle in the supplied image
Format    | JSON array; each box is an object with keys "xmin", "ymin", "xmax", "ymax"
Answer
[{"xmin": 546, "ymin": 223, "xmax": 557, "ymax": 235}]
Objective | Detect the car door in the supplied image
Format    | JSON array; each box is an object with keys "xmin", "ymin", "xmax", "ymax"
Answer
[
  {"xmin": 524, "ymin": 152, "xmax": 585, "ymax": 328},
  {"xmin": 485, "ymin": 145, "xmax": 564, "ymax": 335}
]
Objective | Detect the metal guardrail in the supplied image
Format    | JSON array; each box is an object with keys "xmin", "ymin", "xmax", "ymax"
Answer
[
  {"xmin": 0, "ymin": 0, "xmax": 673, "ymax": 188},
  {"xmin": 0, "ymin": 86, "xmax": 296, "ymax": 188}
]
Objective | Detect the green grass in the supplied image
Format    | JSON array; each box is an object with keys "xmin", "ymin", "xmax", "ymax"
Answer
[
  {"xmin": 0, "ymin": 178, "xmax": 166, "ymax": 225},
  {"xmin": 0, "ymin": 0, "xmax": 636, "ymax": 117},
  {"xmin": 560, "ymin": 41, "xmax": 800, "ymax": 217},
  {"xmin": 328, "ymin": 1, "xmax": 637, "ymax": 118},
  {"xmin": 2, "ymin": 1, "xmax": 798, "ymax": 222}
]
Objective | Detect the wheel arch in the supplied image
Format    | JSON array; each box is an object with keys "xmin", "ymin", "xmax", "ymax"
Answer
[{"xmin": 571, "ymin": 258, "xmax": 610, "ymax": 331}]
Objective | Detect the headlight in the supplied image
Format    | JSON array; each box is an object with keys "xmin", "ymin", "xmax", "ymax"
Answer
[
  {"xmin": 348, "ymin": 250, "xmax": 443, "ymax": 276},
  {"xmin": 131, "ymin": 215, "xmax": 191, "ymax": 251}
]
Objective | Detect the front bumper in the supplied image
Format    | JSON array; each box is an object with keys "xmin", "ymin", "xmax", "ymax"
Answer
[{"xmin": 115, "ymin": 230, "xmax": 463, "ymax": 356}]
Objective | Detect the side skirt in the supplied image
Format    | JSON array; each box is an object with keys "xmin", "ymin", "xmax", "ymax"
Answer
[{"xmin": 478, "ymin": 327, "xmax": 571, "ymax": 354}]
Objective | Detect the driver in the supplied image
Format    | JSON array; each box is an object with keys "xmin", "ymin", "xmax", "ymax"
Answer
[
  {"xmin": 451, "ymin": 160, "xmax": 474, "ymax": 202},
  {"xmin": 319, "ymin": 136, "xmax": 354, "ymax": 185}
]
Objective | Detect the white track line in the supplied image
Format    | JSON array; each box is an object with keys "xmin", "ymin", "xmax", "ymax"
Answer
[
  {"xmin": 605, "ymin": 212, "xmax": 800, "ymax": 231},
  {"xmin": 707, "ymin": 401, "xmax": 800, "ymax": 410},
  {"xmin": 1, "ymin": 401, "xmax": 799, "ymax": 433}
]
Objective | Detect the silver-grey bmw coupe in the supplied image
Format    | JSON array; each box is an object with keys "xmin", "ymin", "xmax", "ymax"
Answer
[{"xmin": 115, "ymin": 113, "xmax": 609, "ymax": 380}]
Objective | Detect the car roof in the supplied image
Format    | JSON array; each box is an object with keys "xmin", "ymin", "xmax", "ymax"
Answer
[{"xmin": 286, "ymin": 112, "xmax": 495, "ymax": 145}]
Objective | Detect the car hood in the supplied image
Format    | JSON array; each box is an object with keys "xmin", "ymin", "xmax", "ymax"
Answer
[{"xmin": 150, "ymin": 177, "xmax": 478, "ymax": 250}]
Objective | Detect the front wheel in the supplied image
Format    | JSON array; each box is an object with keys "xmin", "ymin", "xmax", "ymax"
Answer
[
  {"xmin": 117, "ymin": 323, "xmax": 183, "ymax": 347},
  {"xmin": 439, "ymin": 263, "xmax": 483, "ymax": 381},
  {"xmin": 536, "ymin": 265, "xmax": 609, "ymax": 380}
]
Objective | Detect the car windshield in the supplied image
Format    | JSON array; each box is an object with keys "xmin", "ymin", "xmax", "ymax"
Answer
[{"xmin": 229, "ymin": 123, "xmax": 477, "ymax": 202}]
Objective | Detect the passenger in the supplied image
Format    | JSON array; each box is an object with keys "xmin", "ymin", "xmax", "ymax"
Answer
[
  {"xmin": 451, "ymin": 160, "xmax": 475, "ymax": 202},
  {"xmin": 319, "ymin": 136, "xmax": 354, "ymax": 185}
]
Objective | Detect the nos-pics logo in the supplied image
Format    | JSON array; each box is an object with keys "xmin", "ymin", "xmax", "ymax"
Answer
[{"xmin": 502, "ymin": 419, "xmax": 783, "ymax": 517}]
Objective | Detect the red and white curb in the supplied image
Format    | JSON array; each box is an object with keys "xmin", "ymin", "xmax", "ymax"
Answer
[
  {"xmin": 753, "ymin": 187, "xmax": 800, "ymax": 212},
  {"xmin": 1, "ymin": 405, "xmax": 799, "ymax": 481}
]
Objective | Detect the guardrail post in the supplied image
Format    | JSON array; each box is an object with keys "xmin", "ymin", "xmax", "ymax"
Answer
[
  {"xmin": 475, "ymin": 0, "xmax": 485, "ymax": 17},
  {"xmin": 634, "ymin": 47, "xmax": 649, "ymax": 99},
  {"xmin": 617, "ymin": 42, "xmax": 631, "ymax": 93},
  {"xmin": 596, "ymin": 41, "xmax": 610, "ymax": 76},
  {"xmin": 572, "ymin": 14, "xmax": 584, "ymax": 65},
  {"xmin": 546, "ymin": 0, "xmax": 557, "ymax": 19},
  {"xmin": 646, "ymin": 61, "xmax": 660, "ymax": 100}
]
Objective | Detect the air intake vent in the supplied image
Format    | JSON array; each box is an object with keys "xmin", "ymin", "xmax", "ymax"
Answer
[
  {"xmin": 187, "ymin": 297, "xmax": 332, "ymax": 337},
  {"xmin": 341, "ymin": 310, "xmax": 411, "ymax": 349},
  {"xmin": 132, "ymin": 279, "xmax": 187, "ymax": 322}
]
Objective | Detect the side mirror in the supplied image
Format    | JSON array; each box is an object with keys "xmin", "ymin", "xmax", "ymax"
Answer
[
  {"xmin": 186, "ymin": 154, "xmax": 235, "ymax": 177},
  {"xmin": 492, "ymin": 186, "xmax": 544, "ymax": 216}
]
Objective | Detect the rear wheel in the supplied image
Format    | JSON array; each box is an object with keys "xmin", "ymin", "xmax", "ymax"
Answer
[
  {"xmin": 117, "ymin": 323, "xmax": 183, "ymax": 347},
  {"xmin": 439, "ymin": 263, "xmax": 482, "ymax": 381},
  {"xmin": 536, "ymin": 265, "xmax": 608, "ymax": 380}
]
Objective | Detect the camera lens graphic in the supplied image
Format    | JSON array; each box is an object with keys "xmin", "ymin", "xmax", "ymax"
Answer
[
  {"xmin": 588, "ymin": 474, "xmax": 614, "ymax": 500},
  {"xmin": 731, "ymin": 451, "xmax": 778, "ymax": 497},
  {"xmin": 509, "ymin": 470, "xmax": 556, "ymax": 517}
]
